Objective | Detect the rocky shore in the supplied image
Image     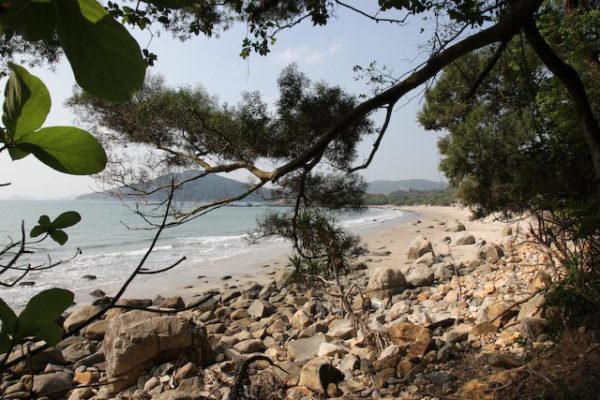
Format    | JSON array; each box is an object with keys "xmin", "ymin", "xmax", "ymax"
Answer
[{"xmin": 0, "ymin": 207, "xmax": 586, "ymax": 399}]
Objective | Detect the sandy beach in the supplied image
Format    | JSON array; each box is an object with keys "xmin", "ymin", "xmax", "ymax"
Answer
[{"xmin": 126, "ymin": 205, "xmax": 507, "ymax": 303}]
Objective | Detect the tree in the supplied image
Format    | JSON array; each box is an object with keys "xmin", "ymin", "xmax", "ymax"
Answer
[
  {"xmin": 418, "ymin": 34, "xmax": 596, "ymax": 217},
  {"xmin": 419, "ymin": 6, "xmax": 600, "ymax": 320}
]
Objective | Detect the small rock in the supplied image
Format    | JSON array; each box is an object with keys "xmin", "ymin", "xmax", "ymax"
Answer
[
  {"xmin": 32, "ymin": 372, "xmax": 72, "ymax": 397},
  {"xmin": 234, "ymin": 339, "xmax": 266, "ymax": 354},
  {"xmin": 299, "ymin": 357, "xmax": 344, "ymax": 395},
  {"xmin": 247, "ymin": 299, "xmax": 275, "ymax": 319},
  {"xmin": 327, "ymin": 319, "xmax": 354, "ymax": 339}
]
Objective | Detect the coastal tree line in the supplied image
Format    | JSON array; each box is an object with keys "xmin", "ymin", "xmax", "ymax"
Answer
[{"xmin": 0, "ymin": 0, "xmax": 599, "ymax": 392}]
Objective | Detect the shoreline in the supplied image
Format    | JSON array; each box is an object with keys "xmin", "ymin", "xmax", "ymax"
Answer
[
  {"xmin": 122, "ymin": 206, "xmax": 421, "ymax": 304},
  {"xmin": 120, "ymin": 205, "xmax": 504, "ymax": 307}
]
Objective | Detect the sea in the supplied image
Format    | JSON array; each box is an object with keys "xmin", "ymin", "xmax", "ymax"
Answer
[{"xmin": 0, "ymin": 200, "xmax": 410, "ymax": 309}]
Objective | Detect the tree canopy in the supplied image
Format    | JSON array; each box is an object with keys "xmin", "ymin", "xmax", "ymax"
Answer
[{"xmin": 419, "ymin": 5, "xmax": 600, "ymax": 217}]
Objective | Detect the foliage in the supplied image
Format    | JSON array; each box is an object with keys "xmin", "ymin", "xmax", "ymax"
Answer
[
  {"xmin": 0, "ymin": 288, "xmax": 73, "ymax": 354},
  {"xmin": 30, "ymin": 212, "xmax": 82, "ymax": 246},
  {"xmin": 418, "ymin": 32, "xmax": 596, "ymax": 217},
  {"xmin": 419, "ymin": 4, "xmax": 600, "ymax": 327},
  {"xmin": 0, "ymin": 0, "xmax": 146, "ymax": 101},
  {"xmin": 1, "ymin": 63, "xmax": 107, "ymax": 175},
  {"xmin": 69, "ymin": 65, "xmax": 373, "ymax": 171},
  {"xmin": 364, "ymin": 188, "xmax": 457, "ymax": 206},
  {"xmin": 255, "ymin": 209, "xmax": 359, "ymax": 280}
]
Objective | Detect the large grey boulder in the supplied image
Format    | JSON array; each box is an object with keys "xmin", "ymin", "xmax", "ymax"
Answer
[
  {"xmin": 445, "ymin": 220, "xmax": 465, "ymax": 232},
  {"xmin": 454, "ymin": 232, "xmax": 476, "ymax": 246},
  {"xmin": 104, "ymin": 311, "xmax": 213, "ymax": 393},
  {"xmin": 407, "ymin": 236, "xmax": 434, "ymax": 260},
  {"xmin": 477, "ymin": 243, "xmax": 504, "ymax": 263},
  {"xmin": 366, "ymin": 268, "xmax": 407, "ymax": 298},
  {"xmin": 406, "ymin": 265, "xmax": 435, "ymax": 287}
]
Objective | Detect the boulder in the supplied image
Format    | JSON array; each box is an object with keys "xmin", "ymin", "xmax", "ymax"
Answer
[
  {"xmin": 445, "ymin": 220, "xmax": 466, "ymax": 232},
  {"xmin": 32, "ymin": 372, "xmax": 73, "ymax": 398},
  {"xmin": 415, "ymin": 252, "xmax": 436, "ymax": 267},
  {"xmin": 248, "ymin": 299, "xmax": 275, "ymax": 320},
  {"xmin": 327, "ymin": 319, "xmax": 354, "ymax": 340},
  {"xmin": 62, "ymin": 341, "xmax": 95, "ymax": 363},
  {"xmin": 103, "ymin": 310, "xmax": 213, "ymax": 393},
  {"xmin": 9, "ymin": 347, "xmax": 65, "ymax": 376},
  {"xmin": 318, "ymin": 343, "xmax": 348, "ymax": 358},
  {"xmin": 63, "ymin": 305, "xmax": 102, "ymax": 332},
  {"xmin": 234, "ymin": 339, "xmax": 266, "ymax": 354},
  {"xmin": 299, "ymin": 357, "xmax": 344, "ymax": 395},
  {"xmin": 155, "ymin": 296, "xmax": 186, "ymax": 310},
  {"xmin": 287, "ymin": 334, "xmax": 328, "ymax": 364},
  {"xmin": 387, "ymin": 322, "xmax": 430, "ymax": 346},
  {"xmin": 407, "ymin": 236, "xmax": 434, "ymax": 260},
  {"xmin": 115, "ymin": 298, "xmax": 152, "ymax": 308},
  {"xmin": 81, "ymin": 319, "xmax": 109, "ymax": 341},
  {"xmin": 291, "ymin": 309, "xmax": 313, "ymax": 329},
  {"xmin": 454, "ymin": 232, "xmax": 476, "ymax": 246},
  {"xmin": 406, "ymin": 265, "xmax": 434, "ymax": 287},
  {"xmin": 517, "ymin": 294, "xmax": 545, "ymax": 321},
  {"xmin": 477, "ymin": 243, "xmax": 504, "ymax": 263},
  {"xmin": 366, "ymin": 268, "xmax": 407, "ymax": 298}
]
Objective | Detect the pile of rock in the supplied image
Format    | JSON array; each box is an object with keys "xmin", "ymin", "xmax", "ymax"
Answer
[{"xmin": 0, "ymin": 220, "xmax": 555, "ymax": 400}]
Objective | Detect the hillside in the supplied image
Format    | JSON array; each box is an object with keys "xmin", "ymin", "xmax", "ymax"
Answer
[
  {"xmin": 76, "ymin": 171, "xmax": 270, "ymax": 203},
  {"xmin": 367, "ymin": 179, "xmax": 448, "ymax": 194}
]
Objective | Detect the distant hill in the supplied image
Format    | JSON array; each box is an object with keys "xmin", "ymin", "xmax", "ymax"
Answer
[
  {"xmin": 367, "ymin": 179, "xmax": 448, "ymax": 194},
  {"xmin": 77, "ymin": 171, "xmax": 270, "ymax": 203}
]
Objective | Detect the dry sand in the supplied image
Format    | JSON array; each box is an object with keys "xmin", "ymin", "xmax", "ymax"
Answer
[{"xmin": 125, "ymin": 205, "xmax": 508, "ymax": 303}]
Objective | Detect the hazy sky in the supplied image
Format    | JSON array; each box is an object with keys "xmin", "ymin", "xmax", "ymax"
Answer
[{"xmin": 0, "ymin": 4, "xmax": 447, "ymax": 199}]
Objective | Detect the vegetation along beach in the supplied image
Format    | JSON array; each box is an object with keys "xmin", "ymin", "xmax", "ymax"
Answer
[{"xmin": 0, "ymin": 1, "xmax": 599, "ymax": 399}]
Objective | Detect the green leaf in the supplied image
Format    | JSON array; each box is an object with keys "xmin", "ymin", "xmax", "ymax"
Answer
[
  {"xmin": 29, "ymin": 225, "xmax": 47, "ymax": 238},
  {"xmin": 30, "ymin": 323, "xmax": 63, "ymax": 347},
  {"xmin": 49, "ymin": 229, "xmax": 68, "ymax": 245},
  {"xmin": 37, "ymin": 215, "xmax": 51, "ymax": 229},
  {"xmin": 16, "ymin": 288, "xmax": 73, "ymax": 342},
  {"xmin": 55, "ymin": 0, "xmax": 146, "ymax": 101},
  {"xmin": 0, "ymin": 332, "xmax": 12, "ymax": 354},
  {"xmin": 52, "ymin": 211, "xmax": 81, "ymax": 229},
  {"xmin": 2, "ymin": 63, "xmax": 51, "ymax": 138},
  {"xmin": 0, "ymin": 297, "xmax": 18, "ymax": 334},
  {"xmin": 15, "ymin": 126, "xmax": 107, "ymax": 175},
  {"xmin": 142, "ymin": 0, "xmax": 192, "ymax": 8},
  {"xmin": 8, "ymin": 147, "xmax": 30, "ymax": 160},
  {"xmin": 3, "ymin": 0, "xmax": 58, "ymax": 42}
]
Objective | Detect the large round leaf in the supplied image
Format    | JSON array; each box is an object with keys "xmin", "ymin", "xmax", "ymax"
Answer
[
  {"xmin": 2, "ymin": 63, "xmax": 51, "ymax": 139},
  {"xmin": 16, "ymin": 288, "xmax": 74, "ymax": 345},
  {"xmin": 5, "ymin": 0, "xmax": 58, "ymax": 42},
  {"xmin": 55, "ymin": 0, "xmax": 146, "ymax": 102},
  {"xmin": 0, "ymin": 297, "xmax": 18, "ymax": 334},
  {"xmin": 15, "ymin": 126, "xmax": 107, "ymax": 175},
  {"xmin": 52, "ymin": 211, "xmax": 81, "ymax": 229}
]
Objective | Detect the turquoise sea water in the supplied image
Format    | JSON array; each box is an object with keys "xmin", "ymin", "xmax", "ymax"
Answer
[{"xmin": 0, "ymin": 200, "xmax": 407, "ymax": 308}]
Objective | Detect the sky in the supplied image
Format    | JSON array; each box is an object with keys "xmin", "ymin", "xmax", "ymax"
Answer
[{"xmin": 0, "ymin": 3, "xmax": 447, "ymax": 199}]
